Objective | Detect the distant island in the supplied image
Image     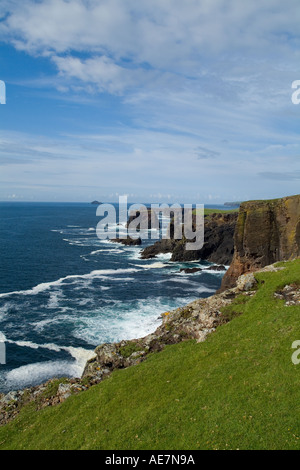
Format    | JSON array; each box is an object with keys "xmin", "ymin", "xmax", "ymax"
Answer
[
  {"xmin": 224, "ymin": 201, "xmax": 241, "ymax": 207},
  {"xmin": 91, "ymin": 200, "xmax": 102, "ymax": 205}
]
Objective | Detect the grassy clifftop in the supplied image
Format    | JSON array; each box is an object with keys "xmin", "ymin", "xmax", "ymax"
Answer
[{"xmin": 0, "ymin": 258, "xmax": 299, "ymax": 450}]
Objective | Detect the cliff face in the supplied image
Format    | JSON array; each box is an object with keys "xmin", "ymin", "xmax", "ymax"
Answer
[
  {"xmin": 141, "ymin": 212, "xmax": 238, "ymax": 266},
  {"xmin": 220, "ymin": 195, "xmax": 300, "ymax": 291},
  {"xmin": 126, "ymin": 207, "xmax": 160, "ymax": 230},
  {"xmin": 172, "ymin": 212, "xmax": 237, "ymax": 265}
]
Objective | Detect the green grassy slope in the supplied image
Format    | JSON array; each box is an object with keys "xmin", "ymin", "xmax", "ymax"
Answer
[
  {"xmin": 0, "ymin": 259, "xmax": 299, "ymax": 450},
  {"xmin": 198, "ymin": 208, "xmax": 239, "ymax": 216}
]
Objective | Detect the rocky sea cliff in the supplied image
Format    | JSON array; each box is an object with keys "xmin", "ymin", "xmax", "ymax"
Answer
[{"xmin": 220, "ymin": 194, "xmax": 300, "ymax": 291}]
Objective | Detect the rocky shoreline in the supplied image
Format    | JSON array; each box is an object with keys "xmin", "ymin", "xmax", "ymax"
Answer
[{"xmin": 0, "ymin": 266, "xmax": 267, "ymax": 427}]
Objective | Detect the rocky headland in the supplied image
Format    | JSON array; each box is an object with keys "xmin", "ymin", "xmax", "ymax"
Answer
[
  {"xmin": 141, "ymin": 211, "xmax": 238, "ymax": 266},
  {"xmin": 220, "ymin": 194, "xmax": 300, "ymax": 291}
]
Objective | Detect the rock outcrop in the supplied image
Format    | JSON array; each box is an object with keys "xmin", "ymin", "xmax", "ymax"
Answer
[
  {"xmin": 111, "ymin": 237, "xmax": 142, "ymax": 246},
  {"xmin": 126, "ymin": 207, "xmax": 160, "ymax": 231},
  {"xmin": 220, "ymin": 195, "xmax": 300, "ymax": 291},
  {"xmin": 179, "ymin": 265, "xmax": 226, "ymax": 274},
  {"xmin": 141, "ymin": 212, "xmax": 237, "ymax": 265},
  {"xmin": 274, "ymin": 283, "xmax": 300, "ymax": 306}
]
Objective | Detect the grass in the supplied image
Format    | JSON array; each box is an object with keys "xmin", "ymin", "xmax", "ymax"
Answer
[
  {"xmin": 0, "ymin": 259, "xmax": 299, "ymax": 450},
  {"xmin": 118, "ymin": 341, "xmax": 141, "ymax": 358},
  {"xmin": 194, "ymin": 208, "xmax": 239, "ymax": 216}
]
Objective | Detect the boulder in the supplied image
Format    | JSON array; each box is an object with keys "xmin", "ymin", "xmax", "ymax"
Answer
[{"xmin": 111, "ymin": 237, "xmax": 142, "ymax": 246}]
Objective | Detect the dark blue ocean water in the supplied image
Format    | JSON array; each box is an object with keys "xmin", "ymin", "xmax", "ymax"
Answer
[{"xmin": 0, "ymin": 202, "xmax": 231, "ymax": 393}]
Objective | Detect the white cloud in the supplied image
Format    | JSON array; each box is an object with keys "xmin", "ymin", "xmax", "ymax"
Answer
[
  {"xmin": 2, "ymin": 0, "xmax": 300, "ymax": 57},
  {"xmin": 1, "ymin": 0, "xmax": 300, "ymax": 96},
  {"xmin": 52, "ymin": 54, "xmax": 163, "ymax": 94}
]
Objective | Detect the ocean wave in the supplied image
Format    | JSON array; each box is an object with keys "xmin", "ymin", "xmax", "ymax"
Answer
[
  {"xmin": 72, "ymin": 295, "xmax": 196, "ymax": 346},
  {"xmin": 3, "ymin": 338, "xmax": 95, "ymax": 389},
  {"xmin": 0, "ymin": 268, "xmax": 140, "ymax": 299},
  {"xmin": 202, "ymin": 268, "xmax": 226, "ymax": 275},
  {"xmin": 154, "ymin": 252, "xmax": 172, "ymax": 261},
  {"xmin": 166, "ymin": 277, "xmax": 198, "ymax": 284},
  {"xmin": 187, "ymin": 285, "xmax": 216, "ymax": 294},
  {"xmin": 90, "ymin": 248, "xmax": 122, "ymax": 255},
  {"xmin": 134, "ymin": 262, "xmax": 167, "ymax": 269}
]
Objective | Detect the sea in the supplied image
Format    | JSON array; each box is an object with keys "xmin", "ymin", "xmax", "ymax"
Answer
[{"xmin": 0, "ymin": 202, "xmax": 233, "ymax": 393}]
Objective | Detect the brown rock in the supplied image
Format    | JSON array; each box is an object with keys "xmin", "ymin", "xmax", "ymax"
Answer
[
  {"xmin": 111, "ymin": 237, "xmax": 142, "ymax": 246},
  {"xmin": 220, "ymin": 195, "xmax": 300, "ymax": 291}
]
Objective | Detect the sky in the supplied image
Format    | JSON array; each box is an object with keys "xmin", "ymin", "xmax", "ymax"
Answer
[{"xmin": 0, "ymin": 0, "xmax": 299, "ymax": 203}]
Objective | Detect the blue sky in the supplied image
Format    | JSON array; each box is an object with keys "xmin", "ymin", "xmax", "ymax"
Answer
[{"xmin": 0, "ymin": 0, "xmax": 299, "ymax": 203}]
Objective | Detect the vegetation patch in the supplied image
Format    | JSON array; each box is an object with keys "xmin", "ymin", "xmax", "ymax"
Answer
[{"xmin": 118, "ymin": 341, "xmax": 142, "ymax": 358}]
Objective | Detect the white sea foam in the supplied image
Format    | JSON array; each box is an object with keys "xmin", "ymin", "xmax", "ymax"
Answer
[
  {"xmin": 4, "ymin": 359, "xmax": 90, "ymax": 390},
  {"xmin": 73, "ymin": 295, "xmax": 196, "ymax": 346},
  {"xmin": 0, "ymin": 268, "xmax": 140, "ymax": 299},
  {"xmin": 202, "ymin": 268, "xmax": 225, "ymax": 275},
  {"xmin": 188, "ymin": 285, "xmax": 216, "ymax": 294},
  {"xmin": 31, "ymin": 317, "xmax": 64, "ymax": 332},
  {"xmin": 7, "ymin": 339, "xmax": 62, "ymax": 352},
  {"xmin": 98, "ymin": 239, "xmax": 116, "ymax": 245},
  {"xmin": 169, "ymin": 277, "xmax": 198, "ymax": 284},
  {"xmin": 0, "ymin": 302, "xmax": 12, "ymax": 321},
  {"xmin": 125, "ymin": 247, "xmax": 144, "ymax": 261},
  {"xmin": 154, "ymin": 252, "xmax": 172, "ymax": 261},
  {"xmin": 134, "ymin": 262, "xmax": 167, "ymax": 269},
  {"xmin": 90, "ymin": 248, "xmax": 122, "ymax": 255},
  {"xmin": 5, "ymin": 361, "xmax": 74, "ymax": 389},
  {"xmin": 63, "ymin": 238, "xmax": 84, "ymax": 246},
  {"xmin": 47, "ymin": 289, "xmax": 65, "ymax": 309},
  {"xmin": 4, "ymin": 338, "xmax": 96, "ymax": 389}
]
